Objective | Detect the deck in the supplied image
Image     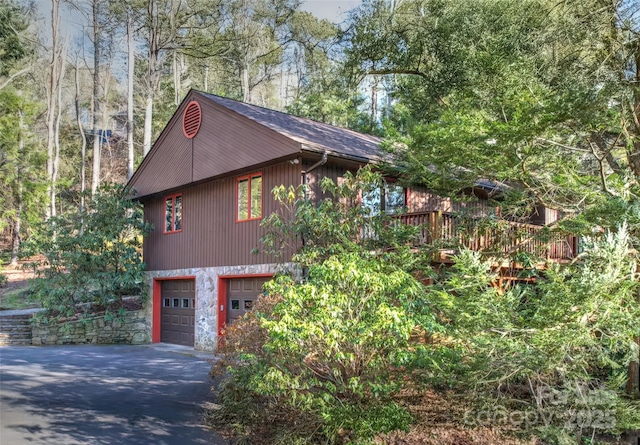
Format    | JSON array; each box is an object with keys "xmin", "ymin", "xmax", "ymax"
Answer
[{"xmin": 394, "ymin": 211, "xmax": 577, "ymax": 262}]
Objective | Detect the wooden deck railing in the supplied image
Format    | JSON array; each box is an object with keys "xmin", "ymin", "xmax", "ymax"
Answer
[{"xmin": 393, "ymin": 211, "xmax": 577, "ymax": 261}]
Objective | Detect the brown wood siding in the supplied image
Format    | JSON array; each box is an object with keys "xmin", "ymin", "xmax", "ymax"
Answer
[
  {"xmin": 192, "ymin": 97, "xmax": 300, "ymax": 183},
  {"xmin": 129, "ymin": 90, "xmax": 301, "ymax": 199},
  {"xmin": 303, "ymin": 161, "xmax": 353, "ymax": 202},
  {"xmin": 143, "ymin": 161, "xmax": 301, "ymax": 271},
  {"xmin": 130, "ymin": 123, "xmax": 194, "ymax": 198},
  {"xmin": 545, "ymin": 207, "xmax": 559, "ymax": 225},
  {"xmin": 408, "ymin": 185, "xmax": 496, "ymax": 217}
]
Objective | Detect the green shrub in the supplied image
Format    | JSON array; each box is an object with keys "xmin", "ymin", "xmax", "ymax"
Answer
[
  {"xmin": 213, "ymin": 168, "xmax": 640, "ymax": 443},
  {"xmin": 23, "ymin": 184, "xmax": 151, "ymax": 318},
  {"xmin": 432, "ymin": 227, "xmax": 640, "ymax": 438},
  {"xmin": 212, "ymin": 253, "xmax": 444, "ymax": 444}
]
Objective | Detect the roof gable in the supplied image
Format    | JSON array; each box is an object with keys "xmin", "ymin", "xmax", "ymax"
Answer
[
  {"xmin": 200, "ymin": 92, "xmax": 383, "ymax": 163},
  {"xmin": 128, "ymin": 90, "xmax": 384, "ymax": 198},
  {"xmin": 128, "ymin": 97, "xmax": 194, "ymax": 198}
]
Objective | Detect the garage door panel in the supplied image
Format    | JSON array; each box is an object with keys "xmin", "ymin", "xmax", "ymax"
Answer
[
  {"xmin": 161, "ymin": 279, "xmax": 195, "ymax": 347},
  {"xmin": 226, "ymin": 277, "xmax": 270, "ymax": 324},
  {"xmin": 229, "ymin": 280, "xmax": 242, "ymax": 291}
]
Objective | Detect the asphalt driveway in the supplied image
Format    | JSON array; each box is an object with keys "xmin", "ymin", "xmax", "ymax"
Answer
[{"xmin": 0, "ymin": 344, "xmax": 228, "ymax": 445}]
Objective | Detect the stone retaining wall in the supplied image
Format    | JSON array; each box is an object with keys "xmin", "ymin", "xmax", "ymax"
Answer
[{"xmin": 31, "ymin": 309, "xmax": 150, "ymax": 346}]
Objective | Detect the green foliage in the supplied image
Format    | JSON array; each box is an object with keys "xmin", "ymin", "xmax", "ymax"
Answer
[
  {"xmin": 0, "ymin": 88, "xmax": 46, "ymax": 238},
  {"xmin": 214, "ymin": 253, "xmax": 441, "ymax": 443},
  {"xmin": 261, "ymin": 166, "xmax": 430, "ymax": 272},
  {"xmin": 432, "ymin": 226, "xmax": 640, "ymax": 436},
  {"xmin": 213, "ymin": 169, "xmax": 454, "ymax": 443},
  {"xmin": 23, "ymin": 184, "xmax": 151, "ymax": 318},
  {"xmin": 345, "ymin": 0, "xmax": 640, "ymax": 216},
  {"xmin": 0, "ymin": 1, "xmax": 29, "ymax": 76},
  {"xmin": 216, "ymin": 168, "xmax": 640, "ymax": 443}
]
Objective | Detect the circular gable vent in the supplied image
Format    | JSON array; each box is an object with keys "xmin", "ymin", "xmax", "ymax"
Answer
[{"xmin": 182, "ymin": 101, "xmax": 202, "ymax": 139}]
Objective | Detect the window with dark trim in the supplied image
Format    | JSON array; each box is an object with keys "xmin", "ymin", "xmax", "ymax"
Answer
[
  {"xmin": 362, "ymin": 181, "xmax": 406, "ymax": 215},
  {"xmin": 236, "ymin": 173, "xmax": 262, "ymax": 222},
  {"xmin": 164, "ymin": 194, "xmax": 183, "ymax": 233},
  {"xmin": 384, "ymin": 183, "xmax": 406, "ymax": 214}
]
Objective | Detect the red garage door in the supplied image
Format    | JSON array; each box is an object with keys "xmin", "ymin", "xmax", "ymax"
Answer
[{"xmin": 161, "ymin": 279, "xmax": 195, "ymax": 346}]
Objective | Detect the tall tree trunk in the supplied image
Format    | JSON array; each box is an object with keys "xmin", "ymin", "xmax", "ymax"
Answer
[
  {"xmin": 127, "ymin": 10, "xmax": 135, "ymax": 180},
  {"xmin": 143, "ymin": 93, "xmax": 153, "ymax": 156},
  {"xmin": 173, "ymin": 51, "xmax": 180, "ymax": 106},
  {"xmin": 627, "ymin": 338, "xmax": 640, "ymax": 396},
  {"xmin": 45, "ymin": 0, "xmax": 61, "ymax": 219},
  {"xmin": 370, "ymin": 77, "xmax": 378, "ymax": 132},
  {"xmin": 74, "ymin": 64, "xmax": 87, "ymax": 233},
  {"xmin": 241, "ymin": 63, "xmax": 250, "ymax": 102},
  {"xmin": 10, "ymin": 111, "xmax": 24, "ymax": 267},
  {"xmin": 142, "ymin": 0, "xmax": 159, "ymax": 156},
  {"xmin": 100, "ymin": 68, "xmax": 112, "ymax": 181},
  {"xmin": 51, "ymin": 39, "xmax": 68, "ymax": 218},
  {"xmin": 91, "ymin": 0, "xmax": 102, "ymax": 196}
]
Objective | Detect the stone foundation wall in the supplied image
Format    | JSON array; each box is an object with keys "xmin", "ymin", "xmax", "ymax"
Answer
[
  {"xmin": 148, "ymin": 262, "xmax": 296, "ymax": 351},
  {"xmin": 31, "ymin": 309, "xmax": 151, "ymax": 346}
]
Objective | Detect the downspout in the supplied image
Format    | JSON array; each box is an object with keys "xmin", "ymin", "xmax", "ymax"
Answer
[
  {"xmin": 301, "ymin": 151, "xmax": 328, "ymax": 193},
  {"xmin": 299, "ymin": 151, "xmax": 328, "ymax": 281}
]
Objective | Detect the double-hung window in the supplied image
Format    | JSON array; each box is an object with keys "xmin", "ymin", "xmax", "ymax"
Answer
[
  {"xmin": 236, "ymin": 173, "xmax": 262, "ymax": 222},
  {"xmin": 164, "ymin": 194, "xmax": 183, "ymax": 233}
]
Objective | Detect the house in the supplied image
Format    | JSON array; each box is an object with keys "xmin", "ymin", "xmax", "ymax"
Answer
[{"xmin": 128, "ymin": 89, "xmax": 576, "ymax": 351}]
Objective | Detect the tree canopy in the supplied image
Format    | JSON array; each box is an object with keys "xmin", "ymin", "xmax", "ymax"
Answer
[{"xmin": 345, "ymin": 0, "xmax": 640, "ymax": 225}]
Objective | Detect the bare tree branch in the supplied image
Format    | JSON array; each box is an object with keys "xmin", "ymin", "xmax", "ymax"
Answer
[{"xmin": 0, "ymin": 67, "xmax": 31, "ymax": 91}]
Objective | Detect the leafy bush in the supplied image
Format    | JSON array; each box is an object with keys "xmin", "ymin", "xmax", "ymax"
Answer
[
  {"xmin": 23, "ymin": 184, "xmax": 151, "ymax": 318},
  {"xmin": 212, "ymin": 168, "xmax": 640, "ymax": 443},
  {"xmin": 432, "ymin": 227, "xmax": 640, "ymax": 437},
  {"xmin": 211, "ymin": 253, "xmax": 445, "ymax": 444}
]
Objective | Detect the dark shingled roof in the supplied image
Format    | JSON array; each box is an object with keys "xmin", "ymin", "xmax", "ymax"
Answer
[{"xmin": 199, "ymin": 91, "xmax": 384, "ymax": 163}]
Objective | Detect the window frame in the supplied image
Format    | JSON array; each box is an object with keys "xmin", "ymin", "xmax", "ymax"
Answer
[
  {"xmin": 235, "ymin": 172, "xmax": 263, "ymax": 223},
  {"xmin": 382, "ymin": 180, "xmax": 407, "ymax": 215},
  {"xmin": 163, "ymin": 193, "xmax": 183, "ymax": 234},
  {"xmin": 361, "ymin": 179, "xmax": 407, "ymax": 216}
]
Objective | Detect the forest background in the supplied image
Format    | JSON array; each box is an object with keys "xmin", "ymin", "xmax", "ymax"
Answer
[{"xmin": 2, "ymin": 0, "xmax": 640, "ymax": 443}]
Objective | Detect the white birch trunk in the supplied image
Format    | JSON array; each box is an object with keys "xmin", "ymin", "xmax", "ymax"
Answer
[
  {"xmin": 45, "ymin": 0, "xmax": 60, "ymax": 219},
  {"xmin": 142, "ymin": 93, "xmax": 153, "ymax": 156},
  {"xmin": 142, "ymin": 0, "xmax": 158, "ymax": 157},
  {"xmin": 51, "ymin": 39, "xmax": 68, "ymax": 218},
  {"xmin": 241, "ymin": 64, "xmax": 250, "ymax": 103},
  {"xmin": 173, "ymin": 50, "xmax": 179, "ymax": 106},
  {"xmin": 127, "ymin": 11, "xmax": 135, "ymax": 180},
  {"xmin": 90, "ymin": 0, "xmax": 101, "ymax": 196},
  {"xmin": 74, "ymin": 65, "xmax": 87, "ymax": 217}
]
